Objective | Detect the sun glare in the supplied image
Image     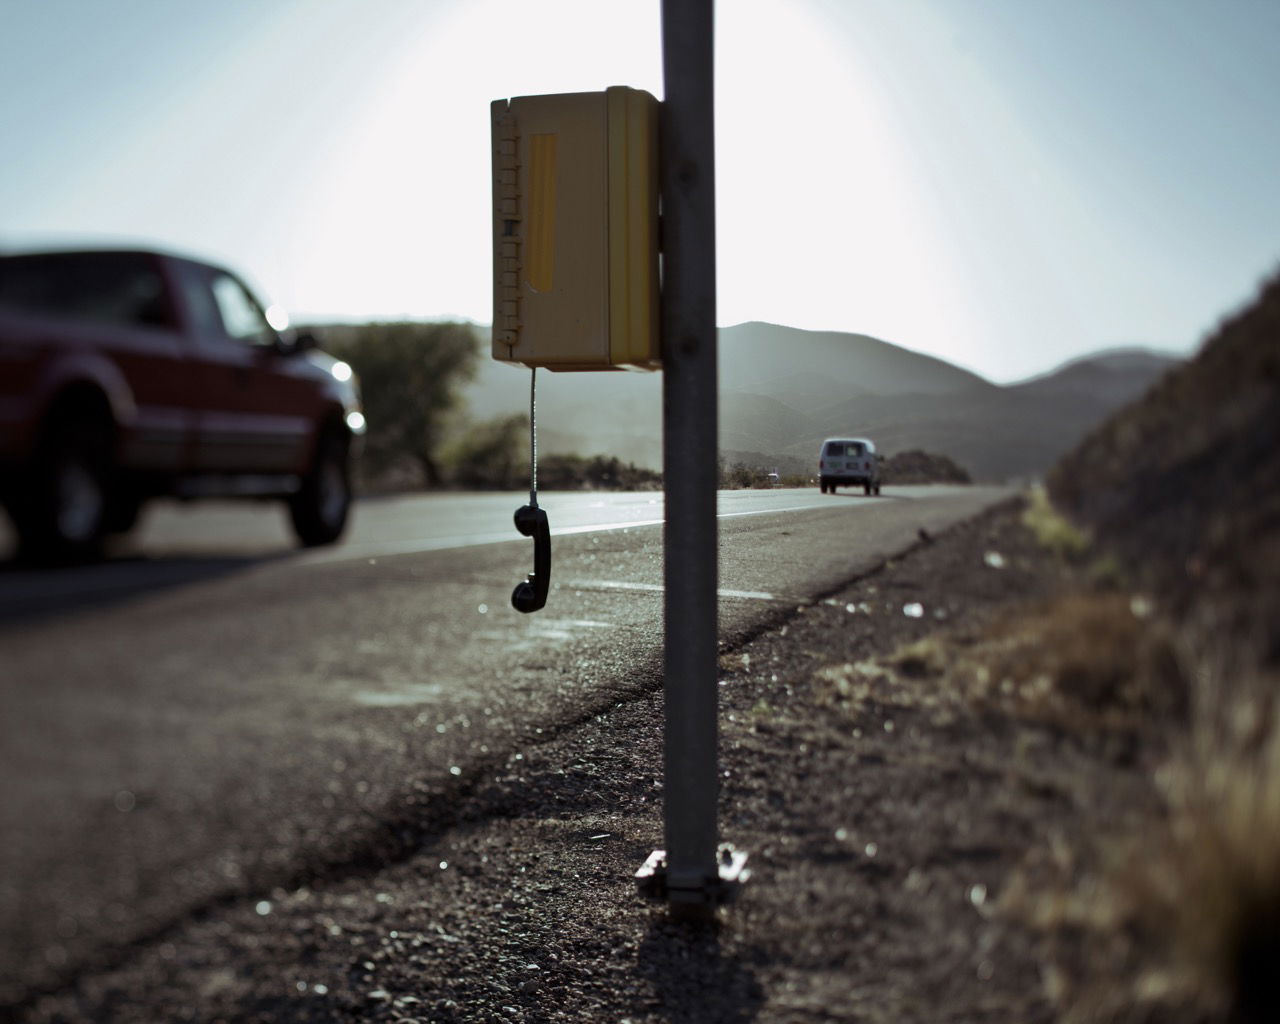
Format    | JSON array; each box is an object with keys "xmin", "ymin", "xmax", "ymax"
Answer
[
  {"xmin": 288, "ymin": 0, "xmax": 661, "ymax": 324},
  {"xmin": 716, "ymin": 1, "xmax": 988, "ymax": 368}
]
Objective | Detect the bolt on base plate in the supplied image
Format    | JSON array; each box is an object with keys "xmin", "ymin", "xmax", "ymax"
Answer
[{"xmin": 636, "ymin": 844, "xmax": 749, "ymax": 907}]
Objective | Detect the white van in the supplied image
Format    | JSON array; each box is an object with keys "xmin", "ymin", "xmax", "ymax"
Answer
[{"xmin": 818, "ymin": 437, "xmax": 881, "ymax": 495}]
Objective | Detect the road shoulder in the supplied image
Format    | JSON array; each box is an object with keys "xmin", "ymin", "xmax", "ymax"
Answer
[{"xmin": 19, "ymin": 496, "xmax": 1194, "ymax": 1024}]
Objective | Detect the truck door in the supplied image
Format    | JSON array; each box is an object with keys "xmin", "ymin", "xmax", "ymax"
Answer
[{"xmin": 170, "ymin": 259, "xmax": 312, "ymax": 474}]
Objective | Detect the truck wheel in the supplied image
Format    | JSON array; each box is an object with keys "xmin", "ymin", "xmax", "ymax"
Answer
[
  {"xmin": 16, "ymin": 416, "xmax": 111, "ymax": 561},
  {"xmin": 289, "ymin": 429, "xmax": 351, "ymax": 547}
]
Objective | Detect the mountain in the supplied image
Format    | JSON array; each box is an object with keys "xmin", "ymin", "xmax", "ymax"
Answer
[
  {"xmin": 799, "ymin": 347, "xmax": 1181, "ymax": 480},
  {"xmin": 1008, "ymin": 348, "xmax": 1182, "ymax": 406},
  {"xmin": 718, "ymin": 322, "xmax": 995, "ymax": 401},
  {"xmin": 459, "ymin": 323, "xmax": 1180, "ymax": 482}
]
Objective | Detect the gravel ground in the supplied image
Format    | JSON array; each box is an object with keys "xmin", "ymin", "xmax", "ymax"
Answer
[{"xmin": 14, "ymin": 497, "xmax": 1195, "ymax": 1024}]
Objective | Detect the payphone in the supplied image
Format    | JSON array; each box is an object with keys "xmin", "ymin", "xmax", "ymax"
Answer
[{"xmin": 492, "ymin": 86, "xmax": 661, "ymax": 611}]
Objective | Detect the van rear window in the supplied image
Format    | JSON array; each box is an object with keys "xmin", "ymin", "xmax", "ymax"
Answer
[{"xmin": 825, "ymin": 441, "xmax": 865, "ymax": 457}]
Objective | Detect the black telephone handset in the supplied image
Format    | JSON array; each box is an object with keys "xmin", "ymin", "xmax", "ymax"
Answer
[{"xmin": 511, "ymin": 503, "xmax": 551, "ymax": 613}]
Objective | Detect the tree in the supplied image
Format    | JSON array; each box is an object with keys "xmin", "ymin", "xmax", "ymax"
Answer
[
  {"xmin": 443, "ymin": 413, "xmax": 529, "ymax": 490},
  {"xmin": 330, "ymin": 322, "xmax": 479, "ymax": 488}
]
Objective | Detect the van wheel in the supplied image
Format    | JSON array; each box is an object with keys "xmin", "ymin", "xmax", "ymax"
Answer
[
  {"xmin": 289, "ymin": 429, "xmax": 351, "ymax": 547},
  {"xmin": 864, "ymin": 482, "xmax": 872, "ymax": 495},
  {"xmin": 16, "ymin": 415, "xmax": 111, "ymax": 562}
]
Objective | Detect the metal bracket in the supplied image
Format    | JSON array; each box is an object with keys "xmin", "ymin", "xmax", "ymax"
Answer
[{"xmin": 636, "ymin": 845, "xmax": 749, "ymax": 906}]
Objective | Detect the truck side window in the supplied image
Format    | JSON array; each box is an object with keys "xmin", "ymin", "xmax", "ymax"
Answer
[
  {"xmin": 209, "ymin": 275, "xmax": 274, "ymax": 347},
  {"xmin": 172, "ymin": 263, "xmax": 223, "ymax": 339}
]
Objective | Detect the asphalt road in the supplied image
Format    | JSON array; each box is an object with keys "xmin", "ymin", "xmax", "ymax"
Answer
[{"xmin": 0, "ymin": 484, "xmax": 1014, "ymax": 1006}]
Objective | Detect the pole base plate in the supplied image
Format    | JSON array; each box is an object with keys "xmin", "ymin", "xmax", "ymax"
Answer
[{"xmin": 636, "ymin": 844, "xmax": 749, "ymax": 906}]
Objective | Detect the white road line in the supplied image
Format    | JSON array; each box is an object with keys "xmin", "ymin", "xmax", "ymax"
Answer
[
  {"xmin": 560, "ymin": 579, "xmax": 803, "ymax": 604},
  {"xmin": 717, "ymin": 502, "xmax": 833, "ymax": 518},
  {"xmin": 552, "ymin": 518, "xmax": 664, "ymax": 535},
  {"xmin": 302, "ymin": 518, "xmax": 666, "ymax": 564},
  {"xmin": 305, "ymin": 498, "xmax": 847, "ymax": 565}
]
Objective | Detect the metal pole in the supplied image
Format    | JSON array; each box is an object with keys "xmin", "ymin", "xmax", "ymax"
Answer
[{"xmin": 660, "ymin": 0, "xmax": 720, "ymax": 910}]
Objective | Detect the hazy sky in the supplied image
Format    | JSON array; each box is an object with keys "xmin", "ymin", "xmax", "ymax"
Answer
[{"xmin": 3, "ymin": 0, "xmax": 1277, "ymax": 382}]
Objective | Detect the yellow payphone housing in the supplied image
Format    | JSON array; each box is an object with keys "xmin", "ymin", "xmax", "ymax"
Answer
[{"xmin": 491, "ymin": 86, "xmax": 660, "ymax": 370}]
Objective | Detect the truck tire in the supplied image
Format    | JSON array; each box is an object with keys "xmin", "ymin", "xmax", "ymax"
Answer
[
  {"xmin": 289, "ymin": 428, "xmax": 351, "ymax": 547},
  {"xmin": 16, "ymin": 415, "xmax": 111, "ymax": 562}
]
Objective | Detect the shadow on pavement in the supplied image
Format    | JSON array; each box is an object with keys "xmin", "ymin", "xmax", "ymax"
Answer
[
  {"xmin": 0, "ymin": 552, "xmax": 287, "ymax": 627},
  {"xmin": 636, "ymin": 919, "xmax": 763, "ymax": 1023}
]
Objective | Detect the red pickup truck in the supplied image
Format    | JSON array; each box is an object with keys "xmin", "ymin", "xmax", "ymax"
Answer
[{"xmin": 0, "ymin": 248, "xmax": 364, "ymax": 560}]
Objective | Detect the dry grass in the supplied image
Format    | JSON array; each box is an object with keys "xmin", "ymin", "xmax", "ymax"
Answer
[
  {"xmin": 808, "ymin": 528, "xmax": 1280, "ymax": 1022},
  {"xmin": 1023, "ymin": 485, "xmax": 1091, "ymax": 560},
  {"xmin": 1014, "ymin": 706, "xmax": 1280, "ymax": 1024},
  {"xmin": 1104, "ymin": 680, "xmax": 1280, "ymax": 1024},
  {"xmin": 970, "ymin": 590, "xmax": 1187, "ymax": 726},
  {"xmin": 814, "ymin": 587, "xmax": 1187, "ymax": 732},
  {"xmin": 975, "ymin": 611, "xmax": 1279, "ymax": 1022}
]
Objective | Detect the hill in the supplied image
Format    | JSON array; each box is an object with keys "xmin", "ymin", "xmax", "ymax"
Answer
[
  {"xmin": 1028, "ymin": 270, "xmax": 1280, "ymax": 1021},
  {"xmin": 1049, "ymin": 270, "xmax": 1280, "ymax": 636},
  {"xmin": 1008, "ymin": 348, "xmax": 1185, "ymax": 406},
  {"xmin": 718, "ymin": 321, "xmax": 995, "ymax": 402},
  {"xmin": 457, "ymin": 323, "xmax": 1180, "ymax": 482}
]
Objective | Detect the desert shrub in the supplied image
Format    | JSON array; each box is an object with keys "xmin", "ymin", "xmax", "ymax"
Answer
[
  {"xmin": 879, "ymin": 449, "xmax": 971, "ymax": 484},
  {"xmin": 721, "ymin": 461, "xmax": 774, "ymax": 489},
  {"xmin": 534, "ymin": 454, "xmax": 661, "ymax": 491},
  {"xmin": 443, "ymin": 414, "xmax": 528, "ymax": 490}
]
